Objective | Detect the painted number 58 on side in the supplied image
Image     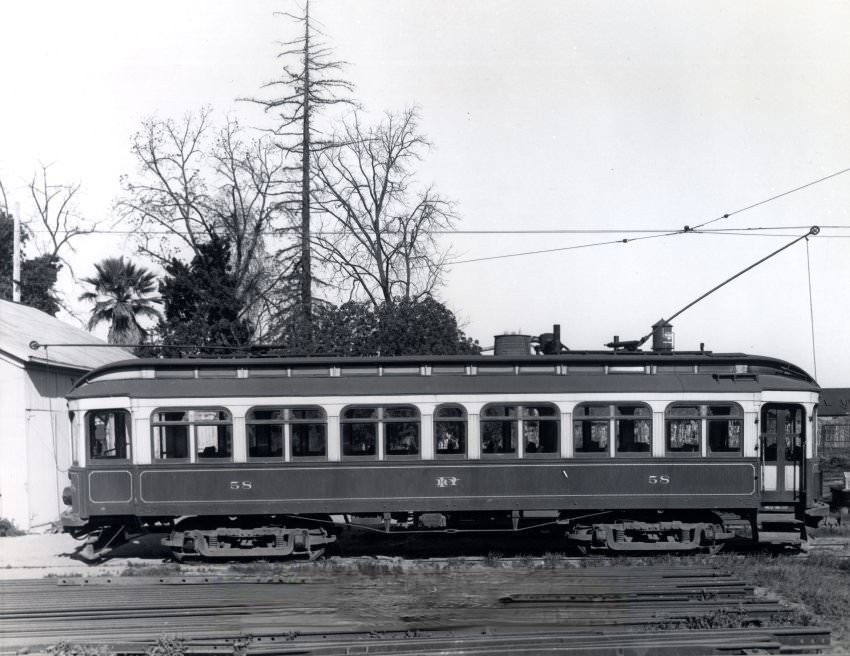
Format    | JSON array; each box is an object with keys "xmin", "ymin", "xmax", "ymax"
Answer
[{"xmin": 648, "ymin": 475, "xmax": 670, "ymax": 485}]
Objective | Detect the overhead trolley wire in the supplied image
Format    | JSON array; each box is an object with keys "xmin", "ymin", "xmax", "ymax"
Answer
[
  {"xmin": 689, "ymin": 166, "xmax": 850, "ymax": 230},
  {"xmin": 448, "ymin": 165, "xmax": 850, "ymax": 266},
  {"xmin": 446, "ymin": 230, "xmax": 683, "ymax": 265}
]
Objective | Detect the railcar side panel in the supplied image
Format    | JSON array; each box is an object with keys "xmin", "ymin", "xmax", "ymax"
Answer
[{"xmin": 72, "ymin": 459, "xmax": 759, "ymax": 518}]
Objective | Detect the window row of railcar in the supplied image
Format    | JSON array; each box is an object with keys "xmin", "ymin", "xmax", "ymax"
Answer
[{"xmin": 82, "ymin": 400, "xmax": 754, "ymax": 465}]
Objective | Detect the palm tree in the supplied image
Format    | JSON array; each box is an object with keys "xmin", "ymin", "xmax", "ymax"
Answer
[{"xmin": 79, "ymin": 257, "xmax": 163, "ymax": 346}]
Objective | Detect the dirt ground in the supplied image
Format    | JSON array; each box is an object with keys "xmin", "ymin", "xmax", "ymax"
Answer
[
  {"xmin": 2, "ymin": 532, "xmax": 849, "ymax": 653},
  {"xmin": 0, "ymin": 532, "xmax": 171, "ymax": 579}
]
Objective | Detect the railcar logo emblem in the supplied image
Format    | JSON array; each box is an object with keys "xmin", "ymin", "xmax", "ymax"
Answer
[{"xmin": 436, "ymin": 476, "xmax": 460, "ymax": 488}]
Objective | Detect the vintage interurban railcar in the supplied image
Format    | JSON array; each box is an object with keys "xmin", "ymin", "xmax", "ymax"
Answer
[{"xmin": 60, "ymin": 343, "xmax": 822, "ymax": 561}]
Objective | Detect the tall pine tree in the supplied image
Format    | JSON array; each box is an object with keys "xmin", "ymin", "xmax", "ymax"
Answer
[{"xmin": 245, "ymin": 0, "xmax": 353, "ymax": 335}]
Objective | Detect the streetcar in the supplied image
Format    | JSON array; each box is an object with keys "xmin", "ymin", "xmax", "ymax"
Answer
[{"xmin": 60, "ymin": 327, "xmax": 822, "ymax": 561}]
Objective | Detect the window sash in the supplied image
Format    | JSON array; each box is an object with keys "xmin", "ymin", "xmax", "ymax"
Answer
[
  {"xmin": 664, "ymin": 403, "xmax": 744, "ymax": 456},
  {"xmin": 152, "ymin": 408, "xmax": 232, "ymax": 461},
  {"xmin": 87, "ymin": 410, "xmax": 131, "ymax": 461}
]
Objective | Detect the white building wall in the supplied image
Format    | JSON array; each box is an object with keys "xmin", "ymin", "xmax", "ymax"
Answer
[
  {"xmin": 0, "ymin": 356, "xmax": 29, "ymax": 530},
  {"xmin": 24, "ymin": 367, "xmax": 78, "ymax": 529}
]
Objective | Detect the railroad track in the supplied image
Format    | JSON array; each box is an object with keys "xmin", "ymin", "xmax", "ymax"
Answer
[{"xmin": 0, "ymin": 566, "xmax": 835, "ymax": 655}]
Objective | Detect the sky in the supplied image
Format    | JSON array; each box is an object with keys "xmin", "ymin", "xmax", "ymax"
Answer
[{"xmin": 1, "ymin": 1, "xmax": 849, "ymax": 385}]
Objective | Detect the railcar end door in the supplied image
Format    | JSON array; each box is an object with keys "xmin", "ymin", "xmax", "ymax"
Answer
[{"xmin": 760, "ymin": 404, "xmax": 804, "ymax": 503}]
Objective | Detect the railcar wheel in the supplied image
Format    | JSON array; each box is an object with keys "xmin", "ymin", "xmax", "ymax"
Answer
[{"xmin": 162, "ymin": 521, "xmax": 336, "ymax": 561}]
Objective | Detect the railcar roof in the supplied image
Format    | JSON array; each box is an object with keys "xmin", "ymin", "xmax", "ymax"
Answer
[{"xmin": 67, "ymin": 351, "xmax": 818, "ymax": 399}]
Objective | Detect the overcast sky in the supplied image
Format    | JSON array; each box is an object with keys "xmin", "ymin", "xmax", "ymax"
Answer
[{"xmin": 1, "ymin": 1, "xmax": 848, "ymax": 385}]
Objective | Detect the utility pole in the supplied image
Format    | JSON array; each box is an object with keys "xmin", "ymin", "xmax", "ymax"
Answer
[{"xmin": 12, "ymin": 202, "xmax": 21, "ymax": 302}]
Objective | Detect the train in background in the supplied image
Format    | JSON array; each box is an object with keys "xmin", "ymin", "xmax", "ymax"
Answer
[{"xmin": 60, "ymin": 323, "xmax": 824, "ymax": 561}]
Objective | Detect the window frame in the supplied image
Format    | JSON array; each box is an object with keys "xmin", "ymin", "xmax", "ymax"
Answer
[
  {"xmin": 382, "ymin": 405, "xmax": 421, "ymax": 460},
  {"xmin": 572, "ymin": 403, "xmax": 653, "ymax": 458},
  {"xmin": 706, "ymin": 403, "xmax": 744, "ymax": 456},
  {"xmin": 245, "ymin": 406, "xmax": 328, "ymax": 462},
  {"xmin": 520, "ymin": 404, "xmax": 561, "ymax": 459},
  {"xmin": 340, "ymin": 405, "xmax": 422, "ymax": 460},
  {"xmin": 434, "ymin": 404, "xmax": 468, "ymax": 460},
  {"xmin": 86, "ymin": 409, "xmax": 132, "ymax": 464},
  {"xmin": 480, "ymin": 403, "xmax": 560, "ymax": 459},
  {"xmin": 664, "ymin": 402, "xmax": 744, "ymax": 457},
  {"xmin": 151, "ymin": 407, "xmax": 233, "ymax": 463}
]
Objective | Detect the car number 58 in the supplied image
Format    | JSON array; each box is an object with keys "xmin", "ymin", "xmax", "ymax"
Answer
[
  {"xmin": 229, "ymin": 480, "xmax": 253, "ymax": 490},
  {"xmin": 648, "ymin": 475, "xmax": 670, "ymax": 485}
]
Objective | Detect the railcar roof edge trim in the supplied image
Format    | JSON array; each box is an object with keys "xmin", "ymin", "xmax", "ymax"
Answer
[{"xmin": 69, "ymin": 351, "xmax": 817, "ymax": 393}]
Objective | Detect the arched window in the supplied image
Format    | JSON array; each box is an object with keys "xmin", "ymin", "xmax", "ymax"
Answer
[
  {"xmin": 481, "ymin": 404, "xmax": 559, "ymax": 457},
  {"xmin": 152, "ymin": 408, "xmax": 232, "ymax": 461},
  {"xmin": 573, "ymin": 403, "xmax": 651, "ymax": 456},
  {"xmin": 341, "ymin": 405, "xmax": 420, "ymax": 459},
  {"xmin": 246, "ymin": 407, "xmax": 327, "ymax": 460},
  {"xmin": 665, "ymin": 403, "xmax": 743, "ymax": 456},
  {"xmin": 522, "ymin": 405, "xmax": 560, "ymax": 456},
  {"xmin": 435, "ymin": 405, "xmax": 467, "ymax": 458}
]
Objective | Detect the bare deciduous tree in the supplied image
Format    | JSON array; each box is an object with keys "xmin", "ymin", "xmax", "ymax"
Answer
[
  {"xmin": 28, "ymin": 164, "xmax": 97, "ymax": 271},
  {"xmin": 2, "ymin": 165, "xmax": 101, "ymax": 316},
  {"xmin": 117, "ymin": 109, "xmax": 291, "ymax": 339},
  {"xmin": 312, "ymin": 108, "xmax": 456, "ymax": 307},
  {"xmin": 244, "ymin": 0, "xmax": 354, "ymax": 325}
]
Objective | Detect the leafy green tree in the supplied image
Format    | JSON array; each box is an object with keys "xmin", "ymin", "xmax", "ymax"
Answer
[
  {"xmin": 158, "ymin": 234, "xmax": 253, "ymax": 356},
  {"xmin": 372, "ymin": 297, "xmax": 480, "ymax": 356},
  {"xmin": 0, "ymin": 211, "xmax": 62, "ymax": 315},
  {"xmin": 78, "ymin": 257, "xmax": 162, "ymax": 346},
  {"xmin": 268, "ymin": 297, "xmax": 479, "ymax": 357}
]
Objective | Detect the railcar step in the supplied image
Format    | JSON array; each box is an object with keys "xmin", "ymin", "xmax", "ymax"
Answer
[{"xmin": 758, "ymin": 530, "xmax": 804, "ymax": 545}]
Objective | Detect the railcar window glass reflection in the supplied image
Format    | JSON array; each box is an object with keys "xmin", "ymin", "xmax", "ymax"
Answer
[
  {"xmin": 290, "ymin": 408, "xmax": 327, "ymax": 458},
  {"xmin": 87, "ymin": 410, "xmax": 130, "ymax": 461},
  {"xmin": 341, "ymin": 407, "xmax": 377, "ymax": 457},
  {"xmin": 481, "ymin": 404, "xmax": 559, "ymax": 457},
  {"xmin": 246, "ymin": 407, "xmax": 326, "ymax": 459},
  {"xmin": 522, "ymin": 405, "xmax": 559, "ymax": 455},
  {"xmin": 435, "ymin": 405, "xmax": 467, "ymax": 457},
  {"xmin": 340, "ymin": 406, "xmax": 420, "ymax": 457},
  {"xmin": 194, "ymin": 410, "xmax": 233, "ymax": 459},
  {"xmin": 666, "ymin": 405, "xmax": 702, "ymax": 453},
  {"xmin": 573, "ymin": 404, "xmax": 611, "ymax": 454},
  {"xmin": 152, "ymin": 409, "xmax": 232, "ymax": 461},
  {"xmin": 707, "ymin": 404, "xmax": 743, "ymax": 454},
  {"xmin": 152, "ymin": 411, "xmax": 189, "ymax": 460},
  {"xmin": 246, "ymin": 409, "xmax": 284, "ymax": 458},
  {"xmin": 615, "ymin": 405, "xmax": 652, "ymax": 454},
  {"xmin": 384, "ymin": 406, "xmax": 420, "ymax": 456},
  {"xmin": 481, "ymin": 405, "xmax": 518, "ymax": 455},
  {"xmin": 665, "ymin": 403, "xmax": 743, "ymax": 455},
  {"xmin": 573, "ymin": 404, "xmax": 652, "ymax": 455}
]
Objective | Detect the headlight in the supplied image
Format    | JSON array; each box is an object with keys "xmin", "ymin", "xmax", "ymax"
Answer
[{"xmin": 62, "ymin": 486, "xmax": 75, "ymax": 506}]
